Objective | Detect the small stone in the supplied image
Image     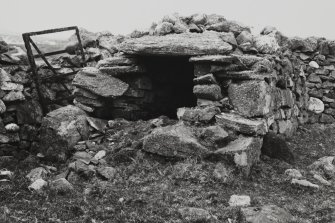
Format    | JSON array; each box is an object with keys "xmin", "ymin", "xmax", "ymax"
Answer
[
  {"xmin": 319, "ymin": 114, "xmax": 335, "ymax": 124},
  {"xmin": 28, "ymin": 179, "xmax": 48, "ymax": 192},
  {"xmin": 0, "ymin": 82, "xmax": 23, "ymax": 91},
  {"xmin": 97, "ymin": 166, "xmax": 116, "ymax": 180},
  {"xmin": 50, "ymin": 178, "xmax": 74, "ymax": 193},
  {"xmin": 193, "ymin": 73, "xmax": 218, "ymax": 85},
  {"xmin": 0, "ymin": 134, "xmax": 10, "ymax": 143},
  {"xmin": 2, "ymin": 91, "xmax": 25, "ymax": 102},
  {"xmin": 241, "ymin": 205, "xmax": 294, "ymax": 223},
  {"xmin": 73, "ymin": 151, "xmax": 93, "ymax": 164},
  {"xmin": 94, "ymin": 150, "xmax": 106, "ymax": 160},
  {"xmin": 5, "ymin": 123, "xmax": 19, "ymax": 132},
  {"xmin": 322, "ymin": 96, "xmax": 335, "ymax": 103},
  {"xmin": 178, "ymin": 207, "xmax": 212, "ymax": 222},
  {"xmin": 308, "ymin": 73, "xmax": 322, "ymax": 83},
  {"xmin": 308, "ymin": 156, "xmax": 335, "ymax": 178},
  {"xmin": 229, "ymin": 195, "xmax": 251, "ymax": 207},
  {"xmin": 177, "ymin": 106, "xmax": 220, "ymax": 123},
  {"xmin": 199, "ymin": 125, "xmax": 230, "ymax": 148},
  {"xmin": 309, "ymin": 61, "xmax": 319, "ymax": 68},
  {"xmin": 213, "ymin": 163, "xmax": 230, "ymax": 182},
  {"xmin": 154, "ymin": 22, "xmax": 173, "ymax": 35},
  {"xmin": 73, "ymin": 160, "xmax": 95, "ymax": 178},
  {"xmin": 0, "ymin": 100, "xmax": 6, "ymax": 114},
  {"xmin": 26, "ymin": 167, "xmax": 48, "ymax": 182},
  {"xmin": 291, "ymin": 179, "xmax": 319, "ymax": 189},
  {"xmin": 284, "ymin": 169, "xmax": 302, "ymax": 179},
  {"xmin": 313, "ymin": 174, "xmax": 332, "ymax": 186},
  {"xmin": 308, "ymin": 97, "xmax": 324, "ymax": 114}
]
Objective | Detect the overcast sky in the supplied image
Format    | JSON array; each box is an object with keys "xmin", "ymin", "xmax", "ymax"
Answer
[{"xmin": 1, "ymin": 0, "xmax": 335, "ymax": 39}]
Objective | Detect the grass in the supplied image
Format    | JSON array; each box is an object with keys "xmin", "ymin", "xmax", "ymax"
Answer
[{"xmin": 1, "ymin": 123, "xmax": 335, "ymax": 222}]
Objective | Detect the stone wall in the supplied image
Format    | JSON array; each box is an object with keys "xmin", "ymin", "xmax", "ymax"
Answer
[{"xmin": 3, "ymin": 13, "xmax": 335, "ymax": 165}]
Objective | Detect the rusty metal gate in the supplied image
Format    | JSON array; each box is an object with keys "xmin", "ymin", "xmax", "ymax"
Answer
[{"xmin": 22, "ymin": 26, "xmax": 85, "ymax": 114}]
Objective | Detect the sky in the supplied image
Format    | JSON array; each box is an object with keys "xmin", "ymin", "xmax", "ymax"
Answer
[{"xmin": 1, "ymin": 0, "xmax": 335, "ymax": 39}]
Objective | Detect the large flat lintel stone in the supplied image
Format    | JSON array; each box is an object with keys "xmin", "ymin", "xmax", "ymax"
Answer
[{"xmin": 120, "ymin": 32, "xmax": 233, "ymax": 56}]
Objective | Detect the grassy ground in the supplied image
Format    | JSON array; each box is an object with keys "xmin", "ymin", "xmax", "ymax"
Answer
[{"xmin": 1, "ymin": 123, "xmax": 335, "ymax": 222}]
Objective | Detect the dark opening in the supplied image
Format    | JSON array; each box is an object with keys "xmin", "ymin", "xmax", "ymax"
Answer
[
  {"xmin": 140, "ymin": 56, "xmax": 197, "ymax": 119},
  {"xmin": 95, "ymin": 56, "xmax": 197, "ymax": 120}
]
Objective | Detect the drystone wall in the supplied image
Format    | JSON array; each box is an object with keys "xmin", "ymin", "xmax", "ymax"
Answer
[{"xmin": 2, "ymin": 13, "xmax": 335, "ymax": 173}]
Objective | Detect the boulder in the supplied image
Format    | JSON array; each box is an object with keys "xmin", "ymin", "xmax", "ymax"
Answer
[
  {"xmin": 214, "ymin": 136, "xmax": 263, "ymax": 175},
  {"xmin": 308, "ymin": 97, "xmax": 324, "ymax": 114},
  {"xmin": 216, "ymin": 112, "xmax": 268, "ymax": 135},
  {"xmin": 39, "ymin": 105, "xmax": 89, "ymax": 162},
  {"xmin": 143, "ymin": 122, "xmax": 209, "ymax": 158},
  {"xmin": 73, "ymin": 67, "xmax": 129, "ymax": 97},
  {"xmin": 228, "ymin": 80, "xmax": 272, "ymax": 117},
  {"xmin": 241, "ymin": 205, "xmax": 294, "ymax": 223},
  {"xmin": 119, "ymin": 32, "xmax": 233, "ymax": 56}
]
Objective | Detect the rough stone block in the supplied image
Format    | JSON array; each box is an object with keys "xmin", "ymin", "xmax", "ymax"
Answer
[
  {"xmin": 228, "ymin": 80, "xmax": 272, "ymax": 117},
  {"xmin": 177, "ymin": 106, "xmax": 220, "ymax": 123},
  {"xmin": 215, "ymin": 112, "xmax": 268, "ymax": 135},
  {"xmin": 73, "ymin": 67, "xmax": 129, "ymax": 98},
  {"xmin": 143, "ymin": 122, "xmax": 209, "ymax": 158},
  {"xmin": 39, "ymin": 105, "xmax": 89, "ymax": 162},
  {"xmin": 193, "ymin": 84, "xmax": 223, "ymax": 101},
  {"xmin": 213, "ymin": 136, "xmax": 263, "ymax": 176}
]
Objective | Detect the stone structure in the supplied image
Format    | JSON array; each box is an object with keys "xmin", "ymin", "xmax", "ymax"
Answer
[{"xmin": 2, "ymin": 13, "xmax": 335, "ymax": 174}]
